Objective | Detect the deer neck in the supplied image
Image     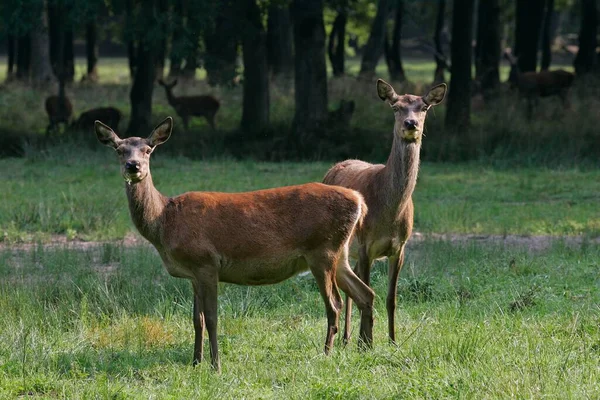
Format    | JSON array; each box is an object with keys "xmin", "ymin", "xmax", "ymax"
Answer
[
  {"xmin": 125, "ymin": 173, "xmax": 167, "ymax": 244},
  {"xmin": 381, "ymin": 128, "xmax": 421, "ymax": 209},
  {"xmin": 164, "ymin": 87, "xmax": 177, "ymax": 107}
]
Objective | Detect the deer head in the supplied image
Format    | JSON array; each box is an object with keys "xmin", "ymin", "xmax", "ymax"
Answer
[
  {"xmin": 158, "ymin": 79, "xmax": 178, "ymax": 90},
  {"xmin": 377, "ymin": 79, "xmax": 447, "ymax": 142},
  {"xmin": 95, "ymin": 117, "xmax": 172, "ymax": 183}
]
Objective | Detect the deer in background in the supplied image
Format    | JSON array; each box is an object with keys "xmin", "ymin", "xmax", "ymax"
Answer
[
  {"xmin": 158, "ymin": 79, "xmax": 220, "ymax": 130},
  {"xmin": 71, "ymin": 106, "xmax": 122, "ymax": 132},
  {"xmin": 95, "ymin": 117, "xmax": 375, "ymax": 372},
  {"xmin": 323, "ymin": 79, "xmax": 447, "ymax": 344},
  {"xmin": 504, "ymin": 50, "xmax": 575, "ymax": 119},
  {"xmin": 45, "ymin": 95, "xmax": 73, "ymax": 136}
]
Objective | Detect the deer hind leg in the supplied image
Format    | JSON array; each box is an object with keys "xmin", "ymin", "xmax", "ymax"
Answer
[
  {"xmin": 192, "ymin": 285, "xmax": 205, "ymax": 366},
  {"xmin": 336, "ymin": 247, "xmax": 375, "ymax": 349},
  {"xmin": 207, "ymin": 113, "xmax": 216, "ymax": 130},
  {"xmin": 386, "ymin": 246, "xmax": 406, "ymax": 344},
  {"xmin": 343, "ymin": 244, "xmax": 371, "ymax": 345},
  {"xmin": 308, "ymin": 252, "xmax": 343, "ymax": 354}
]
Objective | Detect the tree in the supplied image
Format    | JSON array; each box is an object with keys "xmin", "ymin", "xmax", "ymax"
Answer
[
  {"xmin": 16, "ymin": 35, "xmax": 31, "ymax": 81},
  {"xmin": 292, "ymin": 0, "xmax": 328, "ymax": 139},
  {"xmin": 514, "ymin": 0, "xmax": 545, "ymax": 72},
  {"xmin": 474, "ymin": 0, "xmax": 501, "ymax": 93},
  {"xmin": 540, "ymin": 0, "xmax": 555, "ymax": 71},
  {"xmin": 30, "ymin": 0, "xmax": 54, "ymax": 86},
  {"xmin": 384, "ymin": 0, "xmax": 406, "ymax": 82},
  {"xmin": 241, "ymin": 0, "xmax": 270, "ymax": 132},
  {"xmin": 267, "ymin": 3, "xmax": 294, "ymax": 82},
  {"xmin": 359, "ymin": 0, "xmax": 390, "ymax": 79},
  {"xmin": 204, "ymin": 0, "xmax": 239, "ymax": 86},
  {"xmin": 127, "ymin": 0, "xmax": 164, "ymax": 135},
  {"xmin": 168, "ymin": 0, "xmax": 184, "ymax": 78},
  {"xmin": 328, "ymin": 0, "xmax": 348, "ymax": 77},
  {"xmin": 433, "ymin": 0, "xmax": 448, "ymax": 84},
  {"xmin": 84, "ymin": 21, "xmax": 99, "ymax": 81},
  {"xmin": 574, "ymin": 0, "xmax": 597, "ymax": 75},
  {"xmin": 6, "ymin": 37, "xmax": 16, "ymax": 81},
  {"xmin": 445, "ymin": 0, "xmax": 475, "ymax": 132}
]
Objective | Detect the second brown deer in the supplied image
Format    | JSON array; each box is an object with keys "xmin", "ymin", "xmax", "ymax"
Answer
[
  {"xmin": 158, "ymin": 79, "xmax": 220, "ymax": 130},
  {"xmin": 323, "ymin": 79, "xmax": 447, "ymax": 344},
  {"xmin": 71, "ymin": 106, "xmax": 122, "ymax": 132},
  {"xmin": 95, "ymin": 117, "xmax": 375, "ymax": 372}
]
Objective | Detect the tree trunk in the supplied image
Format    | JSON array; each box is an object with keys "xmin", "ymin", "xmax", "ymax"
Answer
[
  {"xmin": 433, "ymin": 0, "xmax": 447, "ymax": 84},
  {"xmin": 63, "ymin": 29, "xmax": 75, "ymax": 82},
  {"xmin": 515, "ymin": 0, "xmax": 545, "ymax": 72},
  {"xmin": 16, "ymin": 35, "xmax": 31, "ymax": 81},
  {"xmin": 30, "ymin": 0, "xmax": 55, "ymax": 87},
  {"xmin": 446, "ymin": 0, "xmax": 475, "ymax": 132},
  {"xmin": 204, "ymin": 0, "xmax": 239, "ymax": 86},
  {"xmin": 48, "ymin": 1, "xmax": 59, "ymax": 75},
  {"xmin": 292, "ymin": 0, "xmax": 328, "ymax": 138},
  {"xmin": 386, "ymin": 0, "xmax": 406, "ymax": 82},
  {"xmin": 359, "ymin": 0, "xmax": 390, "ymax": 79},
  {"xmin": 128, "ymin": 45, "xmax": 156, "ymax": 135},
  {"xmin": 85, "ymin": 22, "xmax": 99, "ymax": 81},
  {"xmin": 475, "ymin": 0, "xmax": 501, "ymax": 93},
  {"xmin": 127, "ymin": 1, "xmax": 159, "ymax": 135},
  {"xmin": 241, "ymin": 0, "xmax": 270, "ymax": 133},
  {"xmin": 154, "ymin": 0, "xmax": 168, "ymax": 80},
  {"xmin": 267, "ymin": 4, "xmax": 294, "ymax": 81},
  {"xmin": 540, "ymin": 0, "xmax": 555, "ymax": 70},
  {"xmin": 125, "ymin": 0, "xmax": 137, "ymax": 78},
  {"xmin": 574, "ymin": 0, "xmax": 597, "ymax": 75},
  {"xmin": 7, "ymin": 36, "xmax": 16, "ymax": 80},
  {"xmin": 328, "ymin": 8, "xmax": 347, "ymax": 77},
  {"xmin": 168, "ymin": 0, "xmax": 184, "ymax": 78}
]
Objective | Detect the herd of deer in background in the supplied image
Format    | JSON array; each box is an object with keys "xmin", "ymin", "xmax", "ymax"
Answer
[{"xmin": 45, "ymin": 49, "xmax": 577, "ymax": 137}]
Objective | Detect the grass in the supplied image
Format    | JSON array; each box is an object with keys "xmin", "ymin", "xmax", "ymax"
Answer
[
  {"xmin": 0, "ymin": 240, "xmax": 598, "ymax": 398},
  {"xmin": 0, "ymin": 144, "xmax": 599, "ymax": 242}
]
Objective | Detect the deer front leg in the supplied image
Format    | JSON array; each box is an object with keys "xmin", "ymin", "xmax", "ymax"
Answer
[
  {"xmin": 386, "ymin": 246, "xmax": 406, "ymax": 344},
  {"xmin": 192, "ymin": 289, "xmax": 205, "ymax": 366}
]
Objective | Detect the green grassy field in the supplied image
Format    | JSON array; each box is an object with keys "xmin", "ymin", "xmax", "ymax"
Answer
[
  {"xmin": 1, "ymin": 240, "xmax": 598, "ymax": 398},
  {"xmin": 1, "ymin": 146, "xmax": 599, "ymax": 242}
]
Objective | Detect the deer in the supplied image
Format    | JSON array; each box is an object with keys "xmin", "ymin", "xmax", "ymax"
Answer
[
  {"xmin": 45, "ymin": 95, "xmax": 73, "ymax": 136},
  {"xmin": 504, "ymin": 50, "xmax": 575, "ymax": 119},
  {"xmin": 157, "ymin": 79, "xmax": 220, "ymax": 130},
  {"xmin": 95, "ymin": 117, "xmax": 375, "ymax": 372},
  {"xmin": 323, "ymin": 79, "xmax": 447, "ymax": 345},
  {"xmin": 71, "ymin": 106, "xmax": 122, "ymax": 132}
]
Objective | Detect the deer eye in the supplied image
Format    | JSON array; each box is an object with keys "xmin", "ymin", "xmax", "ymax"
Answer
[
  {"xmin": 421, "ymin": 105, "xmax": 429, "ymax": 112},
  {"xmin": 145, "ymin": 148, "xmax": 152, "ymax": 155},
  {"xmin": 116, "ymin": 148, "xmax": 124, "ymax": 155}
]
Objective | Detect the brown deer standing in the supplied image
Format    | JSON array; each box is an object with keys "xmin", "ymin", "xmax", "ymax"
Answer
[
  {"xmin": 504, "ymin": 51, "xmax": 575, "ymax": 119},
  {"xmin": 95, "ymin": 117, "xmax": 375, "ymax": 372},
  {"xmin": 71, "ymin": 106, "xmax": 122, "ymax": 132},
  {"xmin": 45, "ymin": 95, "xmax": 73, "ymax": 136},
  {"xmin": 158, "ymin": 79, "xmax": 220, "ymax": 130},
  {"xmin": 323, "ymin": 79, "xmax": 446, "ymax": 344}
]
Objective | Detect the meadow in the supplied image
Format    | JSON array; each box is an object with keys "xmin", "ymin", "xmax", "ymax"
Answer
[{"xmin": 1, "ymin": 57, "xmax": 599, "ymax": 398}]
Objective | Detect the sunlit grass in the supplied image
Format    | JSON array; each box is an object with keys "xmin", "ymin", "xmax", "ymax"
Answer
[{"xmin": 0, "ymin": 240, "xmax": 598, "ymax": 397}]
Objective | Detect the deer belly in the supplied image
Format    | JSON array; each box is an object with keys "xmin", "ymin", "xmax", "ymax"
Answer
[{"xmin": 218, "ymin": 255, "xmax": 309, "ymax": 285}]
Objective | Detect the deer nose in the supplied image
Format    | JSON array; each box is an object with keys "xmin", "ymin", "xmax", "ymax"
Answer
[
  {"xmin": 404, "ymin": 119, "xmax": 418, "ymax": 130},
  {"xmin": 125, "ymin": 160, "xmax": 140, "ymax": 172}
]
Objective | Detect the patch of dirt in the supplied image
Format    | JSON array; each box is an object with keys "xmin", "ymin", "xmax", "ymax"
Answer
[
  {"xmin": 409, "ymin": 232, "xmax": 600, "ymax": 252},
  {"xmin": 1, "ymin": 232, "xmax": 598, "ymax": 254}
]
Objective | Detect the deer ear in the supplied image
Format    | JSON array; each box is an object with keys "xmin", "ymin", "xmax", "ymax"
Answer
[
  {"xmin": 147, "ymin": 117, "xmax": 173, "ymax": 147},
  {"xmin": 423, "ymin": 83, "xmax": 447, "ymax": 106},
  {"xmin": 95, "ymin": 120, "xmax": 122, "ymax": 149},
  {"xmin": 377, "ymin": 79, "xmax": 399, "ymax": 103}
]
